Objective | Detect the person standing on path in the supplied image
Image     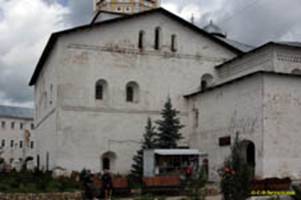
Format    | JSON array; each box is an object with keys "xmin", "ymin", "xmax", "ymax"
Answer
[{"xmin": 102, "ymin": 169, "xmax": 113, "ymax": 200}]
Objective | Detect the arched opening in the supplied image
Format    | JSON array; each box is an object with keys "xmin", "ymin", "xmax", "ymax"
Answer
[
  {"xmin": 240, "ymin": 140, "xmax": 256, "ymax": 168},
  {"xmin": 154, "ymin": 27, "xmax": 161, "ymax": 50},
  {"xmin": 101, "ymin": 151, "xmax": 117, "ymax": 172},
  {"xmin": 201, "ymin": 73, "xmax": 214, "ymax": 90},
  {"xmin": 103, "ymin": 157, "xmax": 110, "ymax": 170},
  {"xmin": 126, "ymin": 81, "xmax": 139, "ymax": 103},
  {"xmin": 138, "ymin": 30, "xmax": 145, "ymax": 49},
  {"xmin": 95, "ymin": 79, "xmax": 108, "ymax": 100},
  {"xmin": 291, "ymin": 68, "xmax": 301, "ymax": 75},
  {"xmin": 25, "ymin": 156, "xmax": 34, "ymax": 170},
  {"xmin": 247, "ymin": 142, "xmax": 255, "ymax": 167}
]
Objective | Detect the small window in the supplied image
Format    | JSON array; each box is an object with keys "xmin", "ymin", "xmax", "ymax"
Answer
[
  {"xmin": 30, "ymin": 141, "xmax": 34, "ymax": 149},
  {"xmin": 31, "ymin": 123, "xmax": 34, "ymax": 130},
  {"xmin": 171, "ymin": 34, "xmax": 177, "ymax": 52},
  {"xmin": 10, "ymin": 140, "xmax": 14, "ymax": 148},
  {"xmin": 126, "ymin": 86, "xmax": 134, "ymax": 102},
  {"xmin": 201, "ymin": 80, "xmax": 207, "ymax": 90},
  {"xmin": 19, "ymin": 141, "xmax": 23, "ymax": 148},
  {"xmin": 126, "ymin": 81, "xmax": 139, "ymax": 103},
  {"xmin": 201, "ymin": 73, "xmax": 214, "ymax": 90},
  {"xmin": 154, "ymin": 27, "xmax": 161, "ymax": 50},
  {"xmin": 11, "ymin": 122, "xmax": 15, "ymax": 129},
  {"xmin": 138, "ymin": 30, "xmax": 145, "ymax": 49},
  {"xmin": 96, "ymin": 84, "xmax": 103, "ymax": 99},
  {"xmin": 1, "ymin": 139, "xmax": 5, "ymax": 147},
  {"xmin": 102, "ymin": 157, "xmax": 110, "ymax": 170},
  {"xmin": 1, "ymin": 121, "xmax": 5, "ymax": 129},
  {"xmin": 50, "ymin": 84, "xmax": 53, "ymax": 105},
  {"xmin": 95, "ymin": 79, "xmax": 108, "ymax": 100},
  {"xmin": 20, "ymin": 123, "xmax": 23, "ymax": 130}
]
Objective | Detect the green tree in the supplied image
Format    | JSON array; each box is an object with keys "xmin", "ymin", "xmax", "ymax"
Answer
[
  {"xmin": 131, "ymin": 118, "xmax": 157, "ymax": 179},
  {"xmin": 156, "ymin": 97, "xmax": 184, "ymax": 148},
  {"xmin": 220, "ymin": 133, "xmax": 253, "ymax": 200}
]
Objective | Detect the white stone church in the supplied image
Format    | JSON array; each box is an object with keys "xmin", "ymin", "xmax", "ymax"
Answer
[{"xmin": 29, "ymin": 0, "xmax": 301, "ymax": 181}]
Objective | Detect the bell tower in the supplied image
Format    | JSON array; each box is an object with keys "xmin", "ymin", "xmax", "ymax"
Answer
[{"xmin": 93, "ymin": 0, "xmax": 160, "ymax": 14}]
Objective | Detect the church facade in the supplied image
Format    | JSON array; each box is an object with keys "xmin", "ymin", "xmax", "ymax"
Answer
[
  {"xmin": 186, "ymin": 42, "xmax": 301, "ymax": 180},
  {"xmin": 29, "ymin": 4, "xmax": 301, "ymax": 181}
]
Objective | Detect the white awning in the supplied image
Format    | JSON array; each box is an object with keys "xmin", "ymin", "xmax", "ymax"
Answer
[{"xmin": 153, "ymin": 149, "xmax": 205, "ymax": 156}]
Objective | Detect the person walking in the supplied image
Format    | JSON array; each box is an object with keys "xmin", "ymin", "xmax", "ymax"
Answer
[{"xmin": 102, "ymin": 169, "xmax": 113, "ymax": 200}]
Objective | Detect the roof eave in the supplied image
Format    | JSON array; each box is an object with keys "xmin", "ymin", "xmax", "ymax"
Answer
[
  {"xmin": 184, "ymin": 70, "xmax": 301, "ymax": 98},
  {"xmin": 29, "ymin": 34, "xmax": 58, "ymax": 86},
  {"xmin": 214, "ymin": 41, "xmax": 301, "ymax": 70}
]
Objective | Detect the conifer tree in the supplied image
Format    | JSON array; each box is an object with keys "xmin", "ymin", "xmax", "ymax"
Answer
[
  {"xmin": 155, "ymin": 97, "xmax": 184, "ymax": 148},
  {"xmin": 130, "ymin": 118, "xmax": 157, "ymax": 179}
]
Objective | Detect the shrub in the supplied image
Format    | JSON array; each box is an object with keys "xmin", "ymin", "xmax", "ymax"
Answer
[
  {"xmin": 186, "ymin": 167, "xmax": 207, "ymax": 200},
  {"xmin": 0, "ymin": 168, "xmax": 81, "ymax": 193}
]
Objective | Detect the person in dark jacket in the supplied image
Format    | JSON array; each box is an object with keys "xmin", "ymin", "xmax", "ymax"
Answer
[{"xmin": 102, "ymin": 169, "xmax": 113, "ymax": 200}]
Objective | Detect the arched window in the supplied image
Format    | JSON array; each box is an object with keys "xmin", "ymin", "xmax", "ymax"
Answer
[
  {"xmin": 201, "ymin": 73, "xmax": 214, "ymax": 90},
  {"xmin": 101, "ymin": 151, "xmax": 117, "ymax": 172},
  {"xmin": 126, "ymin": 81, "xmax": 139, "ymax": 103},
  {"xmin": 95, "ymin": 79, "xmax": 108, "ymax": 100},
  {"xmin": 138, "ymin": 30, "xmax": 145, "ymax": 49},
  {"xmin": 127, "ymin": 86, "xmax": 134, "ymax": 102},
  {"xmin": 171, "ymin": 34, "xmax": 177, "ymax": 52},
  {"xmin": 102, "ymin": 157, "xmax": 110, "ymax": 170},
  {"xmin": 154, "ymin": 27, "xmax": 162, "ymax": 50}
]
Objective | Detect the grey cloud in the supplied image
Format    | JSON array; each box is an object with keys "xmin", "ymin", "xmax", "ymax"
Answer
[
  {"xmin": 64, "ymin": 0, "xmax": 301, "ymax": 46},
  {"xmin": 65, "ymin": 0, "xmax": 93, "ymax": 26},
  {"xmin": 0, "ymin": 0, "xmax": 67, "ymax": 107},
  {"xmin": 1, "ymin": 0, "xmax": 301, "ymax": 106}
]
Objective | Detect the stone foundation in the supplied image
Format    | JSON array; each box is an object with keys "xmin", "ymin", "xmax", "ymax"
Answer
[{"xmin": 0, "ymin": 192, "xmax": 83, "ymax": 200}]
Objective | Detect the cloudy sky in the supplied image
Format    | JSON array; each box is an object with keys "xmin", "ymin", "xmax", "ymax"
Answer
[{"xmin": 0, "ymin": 0, "xmax": 301, "ymax": 108}]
